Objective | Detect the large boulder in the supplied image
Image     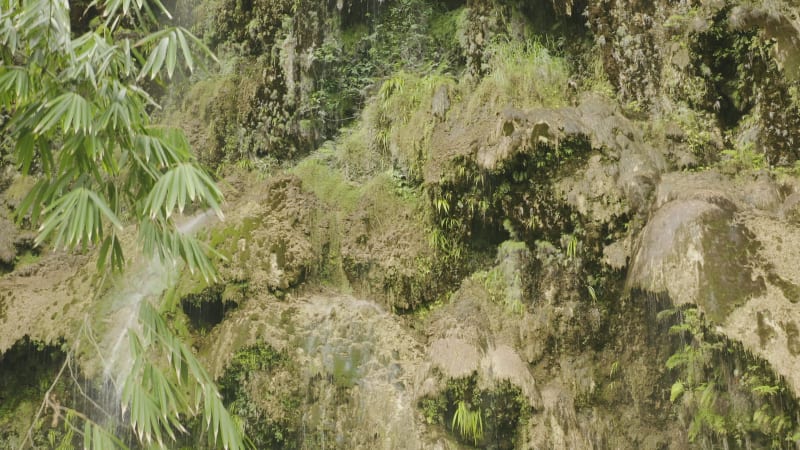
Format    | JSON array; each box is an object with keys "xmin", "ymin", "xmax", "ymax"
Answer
[
  {"xmin": 627, "ymin": 196, "xmax": 763, "ymax": 322},
  {"xmin": 628, "ymin": 170, "xmax": 800, "ymax": 393}
]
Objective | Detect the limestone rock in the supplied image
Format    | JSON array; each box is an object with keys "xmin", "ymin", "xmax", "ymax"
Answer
[{"xmin": 628, "ymin": 196, "xmax": 763, "ymax": 322}]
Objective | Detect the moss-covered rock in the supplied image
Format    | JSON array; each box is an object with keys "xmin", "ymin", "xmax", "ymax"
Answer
[{"xmin": 216, "ymin": 342, "xmax": 304, "ymax": 449}]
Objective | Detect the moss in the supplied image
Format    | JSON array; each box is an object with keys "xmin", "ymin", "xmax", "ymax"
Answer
[
  {"xmin": 368, "ymin": 72, "xmax": 458, "ymax": 183},
  {"xmin": 215, "ymin": 342, "xmax": 303, "ymax": 449},
  {"xmin": 203, "ymin": 215, "xmax": 263, "ymax": 265},
  {"xmin": 290, "ymin": 149, "xmax": 452, "ymax": 310},
  {"xmin": 464, "ymin": 39, "xmax": 570, "ymax": 115},
  {"xmin": 0, "ymin": 337, "xmax": 69, "ymax": 448},
  {"xmin": 291, "ymin": 157, "xmax": 360, "ymax": 213},
  {"xmin": 14, "ymin": 249, "xmax": 40, "ymax": 270},
  {"xmin": 420, "ymin": 373, "xmax": 529, "ymax": 449}
]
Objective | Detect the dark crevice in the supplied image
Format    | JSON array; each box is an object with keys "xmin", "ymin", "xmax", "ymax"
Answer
[
  {"xmin": 0, "ymin": 336, "xmax": 66, "ymax": 421},
  {"xmin": 180, "ymin": 285, "xmax": 238, "ymax": 332}
]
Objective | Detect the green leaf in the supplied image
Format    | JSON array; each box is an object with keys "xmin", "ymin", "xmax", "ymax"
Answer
[
  {"xmin": 176, "ymin": 30, "xmax": 193, "ymax": 73},
  {"xmin": 751, "ymin": 384, "xmax": 780, "ymax": 396},
  {"xmin": 143, "ymin": 163, "xmax": 223, "ymax": 220},
  {"xmin": 36, "ymin": 187, "xmax": 123, "ymax": 250},
  {"xmin": 0, "ymin": 66, "xmax": 32, "ymax": 104},
  {"xmin": 1, "ymin": 2, "xmax": 243, "ymax": 447},
  {"xmin": 670, "ymin": 380, "xmax": 685, "ymax": 402},
  {"xmin": 34, "ymin": 92, "xmax": 94, "ymax": 135}
]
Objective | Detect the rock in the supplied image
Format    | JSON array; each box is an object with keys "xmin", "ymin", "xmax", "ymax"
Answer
[
  {"xmin": 0, "ymin": 216, "xmax": 16, "ymax": 266},
  {"xmin": 481, "ymin": 344, "xmax": 539, "ymax": 404},
  {"xmin": 202, "ymin": 175, "xmax": 319, "ymax": 294},
  {"xmin": 602, "ymin": 238, "xmax": 629, "ymax": 270},
  {"xmin": 781, "ymin": 192, "xmax": 800, "ymax": 223},
  {"xmin": 653, "ymin": 170, "xmax": 737, "ymax": 211},
  {"xmin": 627, "ymin": 196, "xmax": 764, "ymax": 322},
  {"xmin": 739, "ymin": 172, "xmax": 782, "ymax": 212},
  {"xmin": 429, "ymin": 337, "xmax": 482, "ymax": 379},
  {"xmin": 431, "ymin": 85, "xmax": 450, "ymax": 121}
]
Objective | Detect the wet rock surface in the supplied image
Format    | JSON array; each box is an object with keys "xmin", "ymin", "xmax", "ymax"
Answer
[{"xmin": 5, "ymin": 0, "xmax": 800, "ymax": 447}]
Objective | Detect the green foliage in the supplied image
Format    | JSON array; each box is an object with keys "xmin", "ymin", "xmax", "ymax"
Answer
[
  {"xmin": 201, "ymin": 0, "xmax": 292, "ymax": 55},
  {"xmin": 451, "ymin": 401, "xmax": 483, "ymax": 445},
  {"xmin": 467, "ymin": 39, "xmax": 570, "ymax": 113},
  {"xmin": 364, "ymin": 71, "xmax": 456, "ymax": 182},
  {"xmin": 214, "ymin": 343, "xmax": 302, "ymax": 449},
  {"xmin": 690, "ymin": 8, "xmax": 800, "ymax": 164},
  {"xmin": 470, "ymin": 241, "xmax": 529, "ymax": 315},
  {"xmin": 423, "ymin": 375, "xmax": 528, "ymax": 449},
  {"xmin": 0, "ymin": 338, "xmax": 66, "ymax": 437},
  {"xmin": 564, "ymin": 234, "xmax": 579, "ymax": 261},
  {"xmin": 1, "ymin": 0, "xmax": 249, "ymax": 448},
  {"xmin": 428, "ymin": 134, "xmax": 591, "ymax": 261},
  {"xmin": 366, "ymin": 0, "xmax": 436, "ymax": 74},
  {"xmin": 665, "ymin": 107, "xmax": 720, "ymax": 164},
  {"xmin": 218, "ymin": 343, "xmax": 285, "ymax": 401},
  {"xmin": 577, "ymin": 52, "xmax": 615, "ymax": 99},
  {"xmin": 303, "ymin": 1, "xmax": 465, "ymax": 142},
  {"xmin": 125, "ymin": 302, "xmax": 247, "ymax": 450},
  {"xmin": 420, "ymin": 396, "xmax": 447, "ymax": 425},
  {"xmin": 0, "ymin": 0, "xmax": 223, "ymax": 280},
  {"xmin": 662, "ymin": 307, "xmax": 800, "ymax": 447},
  {"xmin": 720, "ymin": 142, "xmax": 766, "ymax": 172}
]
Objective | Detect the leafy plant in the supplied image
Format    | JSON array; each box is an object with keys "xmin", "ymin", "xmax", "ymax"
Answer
[
  {"xmin": 467, "ymin": 39, "xmax": 570, "ymax": 114},
  {"xmin": 127, "ymin": 302, "xmax": 245, "ymax": 449},
  {"xmin": 1, "ymin": 0, "xmax": 249, "ymax": 447},
  {"xmin": 22, "ymin": 303, "xmax": 247, "ymax": 450},
  {"xmin": 451, "ymin": 400, "xmax": 483, "ymax": 446},
  {"xmin": 0, "ymin": 0, "xmax": 222, "ymax": 280},
  {"xmin": 662, "ymin": 307, "xmax": 800, "ymax": 446},
  {"xmin": 720, "ymin": 142, "xmax": 766, "ymax": 172},
  {"xmin": 564, "ymin": 234, "xmax": 578, "ymax": 261}
]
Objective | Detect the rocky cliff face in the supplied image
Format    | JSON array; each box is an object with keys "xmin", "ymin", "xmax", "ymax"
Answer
[{"xmin": 3, "ymin": 0, "xmax": 800, "ymax": 448}]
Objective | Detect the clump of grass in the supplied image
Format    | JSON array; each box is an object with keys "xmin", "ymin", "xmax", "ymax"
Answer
[
  {"xmin": 580, "ymin": 52, "xmax": 615, "ymax": 98},
  {"xmin": 451, "ymin": 400, "xmax": 484, "ymax": 445},
  {"xmin": 338, "ymin": 124, "xmax": 386, "ymax": 180},
  {"xmin": 344, "ymin": 71, "xmax": 457, "ymax": 183},
  {"xmin": 291, "ymin": 156, "xmax": 360, "ymax": 213},
  {"xmin": 466, "ymin": 39, "xmax": 570, "ymax": 113}
]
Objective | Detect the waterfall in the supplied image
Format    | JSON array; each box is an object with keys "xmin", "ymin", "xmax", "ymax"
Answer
[
  {"xmin": 98, "ymin": 210, "xmax": 217, "ymax": 391},
  {"xmin": 293, "ymin": 296, "xmax": 426, "ymax": 449}
]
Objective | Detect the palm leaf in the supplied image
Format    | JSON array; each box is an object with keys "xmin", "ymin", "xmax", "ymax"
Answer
[
  {"xmin": 143, "ymin": 163, "xmax": 223, "ymax": 219},
  {"xmin": 36, "ymin": 187, "xmax": 123, "ymax": 250}
]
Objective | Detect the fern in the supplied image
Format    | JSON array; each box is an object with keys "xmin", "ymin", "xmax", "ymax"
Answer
[{"xmin": 670, "ymin": 381, "xmax": 685, "ymax": 402}]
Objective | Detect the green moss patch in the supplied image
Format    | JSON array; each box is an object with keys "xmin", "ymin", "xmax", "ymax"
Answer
[
  {"xmin": 217, "ymin": 342, "xmax": 303, "ymax": 449},
  {"xmin": 419, "ymin": 373, "xmax": 530, "ymax": 449}
]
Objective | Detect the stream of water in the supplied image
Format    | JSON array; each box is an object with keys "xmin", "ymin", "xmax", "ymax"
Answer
[{"xmin": 98, "ymin": 210, "xmax": 217, "ymax": 391}]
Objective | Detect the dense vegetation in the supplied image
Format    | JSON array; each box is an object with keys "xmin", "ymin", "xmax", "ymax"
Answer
[{"xmin": 3, "ymin": 0, "xmax": 800, "ymax": 448}]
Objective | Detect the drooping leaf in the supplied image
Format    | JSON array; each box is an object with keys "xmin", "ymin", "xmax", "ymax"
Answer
[
  {"xmin": 143, "ymin": 162, "xmax": 223, "ymax": 220},
  {"xmin": 36, "ymin": 187, "xmax": 123, "ymax": 250},
  {"xmin": 670, "ymin": 380, "xmax": 685, "ymax": 402}
]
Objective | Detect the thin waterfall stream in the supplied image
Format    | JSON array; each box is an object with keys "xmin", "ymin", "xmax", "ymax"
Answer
[{"xmin": 97, "ymin": 210, "xmax": 217, "ymax": 394}]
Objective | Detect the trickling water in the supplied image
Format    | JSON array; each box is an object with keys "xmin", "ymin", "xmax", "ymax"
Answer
[
  {"xmin": 98, "ymin": 210, "xmax": 217, "ymax": 391},
  {"xmin": 291, "ymin": 296, "xmax": 427, "ymax": 449}
]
